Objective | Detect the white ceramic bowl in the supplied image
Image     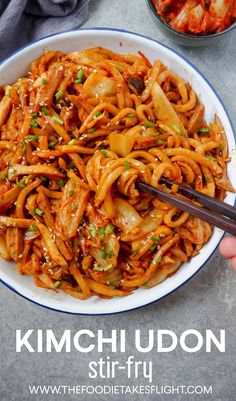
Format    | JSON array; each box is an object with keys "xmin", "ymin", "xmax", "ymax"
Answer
[{"xmin": 0, "ymin": 28, "xmax": 235, "ymax": 315}]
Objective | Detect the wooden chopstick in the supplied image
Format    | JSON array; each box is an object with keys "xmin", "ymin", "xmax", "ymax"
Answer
[
  {"xmin": 137, "ymin": 181, "xmax": 236, "ymax": 236},
  {"xmin": 160, "ymin": 177, "xmax": 236, "ymax": 220}
]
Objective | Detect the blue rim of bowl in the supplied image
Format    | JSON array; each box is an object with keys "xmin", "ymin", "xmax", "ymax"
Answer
[
  {"xmin": 146, "ymin": 0, "xmax": 236, "ymax": 40},
  {"xmin": 0, "ymin": 27, "xmax": 235, "ymax": 315}
]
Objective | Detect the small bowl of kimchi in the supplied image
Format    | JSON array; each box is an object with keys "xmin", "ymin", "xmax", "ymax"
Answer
[{"xmin": 147, "ymin": 0, "xmax": 236, "ymax": 47}]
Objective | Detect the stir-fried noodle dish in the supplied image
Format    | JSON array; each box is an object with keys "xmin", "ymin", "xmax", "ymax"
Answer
[{"xmin": 0, "ymin": 47, "xmax": 234, "ymax": 300}]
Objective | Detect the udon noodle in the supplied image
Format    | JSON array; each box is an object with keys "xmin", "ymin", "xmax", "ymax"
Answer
[{"xmin": 0, "ymin": 47, "xmax": 234, "ymax": 299}]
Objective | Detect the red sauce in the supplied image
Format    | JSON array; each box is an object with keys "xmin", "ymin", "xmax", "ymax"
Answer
[{"xmin": 152, "ymin": 0, "xmax": 236, "ymax": 35}]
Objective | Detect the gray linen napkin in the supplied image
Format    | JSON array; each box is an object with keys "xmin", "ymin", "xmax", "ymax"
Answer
[{"xmin": 0, "ymin": 0, "xmax": 90, "ymax": 61}]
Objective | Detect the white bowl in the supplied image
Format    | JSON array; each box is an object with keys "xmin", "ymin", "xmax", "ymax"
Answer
[{"xmin": 0, "ymin": 28, "xmax": 235, "ymax": 315}]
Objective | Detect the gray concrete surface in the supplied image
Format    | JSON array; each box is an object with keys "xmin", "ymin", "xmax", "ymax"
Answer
[{"xmin": 0, "ymin": 1, "xmax": 236, "ymax": 400}]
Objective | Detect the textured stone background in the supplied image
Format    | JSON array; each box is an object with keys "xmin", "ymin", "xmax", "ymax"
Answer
[{"xmin": 0, "ymin": 1, "xmax": 236, "ymax": 400}]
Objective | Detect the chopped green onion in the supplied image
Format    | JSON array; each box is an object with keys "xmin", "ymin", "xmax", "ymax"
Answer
[
  {"xmin": 73, "ymin": 239, "xmax": 79, "ymax": 245},
  {"xmin": 88, "ymin": 128, "xmax": 96, "ymax": 133},
  {"xmin": 108, "ymin": 249, "xmax": 113, "ymax": 257},
  {"xmin": 205, "ymin": 155, "xmax": 216, "ymax": 161},
  {"xmin": 105, "ymin": 224, "xmax": 114, "ymax": 235},
  {"xmin": 141, "ymin": 205, "xmax": 149, "ymax": 211},
  {"xmin": 31, "ymin": 112, "xmax": 38, "ymax": 118},
  {"xmin": 41, "ymin": 106, "xmax": 48, "ymax": 115},
  {"xmin": 157, "ymin": 256, "xmax": 162, "ymax": 263},
  {"xmin": 93, "ymin": 111, "xmax": 102, "ymax": 119},
  {"xmin": 28, "ymin": 224, "xmax": 37, "ymax": 232},
  {"xmin": 100, "ymin": 250, "xmax": 107, "ymax": 260},
  {"xmin": 39, "ymin": 176, "xmax": 47, "ymax": 182},
  {"xmin": 98, "ymin": 145, "xmax": 105, "ymax": 150},
  {"xmin": 198, "ymin": 128, "xmax": 210, "ymax": 134},
  {"xmin": 144, "ymin": 120, "xmax": 155, "ymax": 128},
  {"xmin": 0, "ymin": 172, "xmax": 6, "ymax": 180},
  {"xmin": 127, "ymin": 114, "xmax": 134, "ymax": 118},
  {"xmin": 68, "ymin": 190, "xmax": 74, "ymax": 197},
  {"xmin": 109, "ymin": 284, "xmax": 117, "ymax": 289},
  {"xmin": 52, "ymin": 116, "xmax": 63, "ymax": 125},
  {"xmin": 74, "ymin": 69, "xmax": 85, "ymax": 84},
  {"xmin": 99, "ymin": 227, "xmax": 106, "ymax": 239},
  {"xmin": 124, "ymin": 160, "xmax": 130, "ymax": 169},
  {"xmin": 101, "ymin": 150, "xmax": 108, "ymax": 158},
  {"xmin": 49, "ymin": 141, "xmax": 57, "ymax": 148},
  {"xmin": 58, "ymin": 180, "xmax": 65, "ymax": 188},
  {"xmin": 17, "ymin": 182, "xmax": 26, "ymax": 189},
  {"xmin": 94, "ymin": 264, "xmax": 112, "ymax": 272},
  {"xmin": 55, "ymin": 89, "xmax": 63, "ymax": 100},
  {"xmin": 5, "ymin": 87, "xmax": 11, "ymax": 96},
  {"xmin": 54, "ymin": 281, "xmax": 61, "ymax": 288},
  {"xmin": 89, "ymin": 224, "xmax": 97, "ymax": 237},
  {"xmin": 69, "ymin": 139, "xmax": 76, "ymax": 145},
  {"xmin": 68, "ymin": 162, "xmax": 75, "ymax": 169},
  {"xmin": 156, "ymin": 139, "xmax": 164, "ymax": 145},
  {"xmin": 59, "ymin": 99, "xmax": 67, "ymax": 107},
  {"xmin": 25, "ymin": 177, "xmax": 30, "ymax": 184},
  {"xmin": 26, "ymin": 135, "xmax": 39, "ymax": 142},
  {"xmin": 34, "ymin": 208, "xmax": 43, "ymax": 216},
  {"xmin": 172, "ymin": 124, "xmax": 181, "ymax": 134},
  {"xmin": 150, "ymin": 245, "xmax": 157, "ymax": 252},
  {"xmin": 151, "ymin": 236, "xmax": 160, "ymax": 242},
  {"xmin": 42, "ymin": 78, "xmax": 46, "ymax": 85},
  {"xmin": 132, "ymin": 250, "xmax": 138, "ymax": 257},
  {"xmin": 30, "ymin": 119, "xmax": 39, "ymax": 128}
]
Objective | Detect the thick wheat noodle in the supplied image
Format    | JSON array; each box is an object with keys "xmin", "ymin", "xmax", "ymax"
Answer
[{"xmin": 0, "ymin": 47, "xmax": 233, "ymax": 300}]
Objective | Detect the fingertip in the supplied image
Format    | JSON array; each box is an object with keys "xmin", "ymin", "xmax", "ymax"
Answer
[{"xmin": 219, "ymin": 237, "xmax": 236, "ymax": 259}]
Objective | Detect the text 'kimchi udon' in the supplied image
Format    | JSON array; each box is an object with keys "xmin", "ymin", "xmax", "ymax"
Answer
[{"xmin": 0, "ymin": 47, "xmax": 234, "ymax": 299}]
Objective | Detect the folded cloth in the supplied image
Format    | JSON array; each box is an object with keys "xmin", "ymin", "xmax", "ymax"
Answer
[{"xmin": 0, "ymin": 0, "xmax": 90, "ymax": 61}]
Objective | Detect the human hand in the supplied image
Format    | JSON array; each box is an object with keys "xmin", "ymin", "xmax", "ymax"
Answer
[{"xmin": 219, "ymin": 237, "xmax": 236, "ymax": 271}]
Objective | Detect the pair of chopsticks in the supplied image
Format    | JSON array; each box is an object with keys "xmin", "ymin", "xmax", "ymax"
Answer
[{"xmin": 137, "ymin": 178, "xmax": 236, "ymax": 236}]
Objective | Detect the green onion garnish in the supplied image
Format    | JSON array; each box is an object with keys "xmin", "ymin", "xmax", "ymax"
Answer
[
  {"xmin": 68, "ymin": 190, "xmax": 74, "ymax": 197},
  {"xmin": 151, "ymin": 236, "xmax": 160, "ymax": 242},
  {"xmin": 30, "ymin": 120, "xmax": 39, "ymax": 128},
  {"xmin": 141, "ymin": 205, "xmax": 149, "ymax": 211},
  {"xmin": 74, "ymin": 69, "xmax": 85, "ymax": 84},
  {"xmin": 124, "ymin": 161, "xmax": 130, "ymax": 169},
  {"xmin": 68, "ymin": 139, "xmax": 76, "ymax": 145},
  {"xmin": 99, "ymin": 227, "xmax": 106, "ymax": 239},
  {"xmin": 73, "ymin": 239, "xmax": 79, "ymax": 245},
  {"xmin": 54, "ymin": 281, "xmax": 61, "ymax": 288},
  {"xmin": 144, "ymin": 120, "xmax": 155, "ymax": 128},
  {"xmin": 100, "ymin": 250, "xmax": 107, "ymax": 260},
  {"xmin": 31, "ymin": 112, "xmax": 38, "ymax": 118},
  {"xmin": 88, "ymin": 128, "xmax": 96, "ymax": 133},
  {"xmin": 55, "ymin": 89, "xmax": 63, "ymax": 100},
  {"xmin": 34, "ymin": 208, "xmax": 43, "ymax": 216},
  {"xmin": 28, "ymin": 224, "xmax": 37, "ymax": 232},
  {"xmin": 58, "ymin": 180, "xmax": 65, "ymax": 188},
  {"xmin": 68, "ymin": 162, "xmax": 75, "ymax": 169},
  {"xmin": 127, "ymin": 114, "xmax": 134, "ymax": 118},
  {"xmin": 52, "ymin": 116, "xmax": 63, "ymax": 125},
  {"xmin": 79, "ymin": 218, "xmax": 85, "ymax": 226},
  {"xmin": 93, "ymin": 111, "xmax": 102, "ymax": 119},
  {"xmin": 101, "ymin": 150, "xmax": 108, "ymax": 158},
  {"xmin": 150, "ymin": 245, "xmax": 157, "ymax": 252},
  {"xmin": 132, "ymin": 250, "xmax": 138, "ymax": 257},
  {"xmin": 17, "ymin": 182, "xmax": 26, "ymax": 189},
  {"xmin": 26, "ymin": 135, "xmax": 39, "ymax": 142},
  {"xmin": 42, "ymin": 78, "xmax": 46, "ymax": 85},
  {"xmin": 48, "ymin": 141, "xmax": 57, "ymax": 148},
  {"xmin": 156, "ymin": 139, "xmax": 164, "ymax": 145},
  {"xmin": 59, "ymin": 99, "xmax": 67, "ymax": 107},
  {"xmin": 0, "ymin": 172, "xmax": 6, "ymax": 180},
  {"xmin": 108, "ymin": 250, "xmax": 113, "ymax": 257},
  {"xmin": 157, "ymin": 256, "xmax": 162, "ymax": 263},
  {"xmin": 41, "ymin": 106, "xmax": 48, "ymax": 115},
  {"xmin": 39, "ymin": 176, "xmax": 47, "ymax": 182},
  {"xmin": 5, "ymin": 87, "xmax": 11, "ymax": 96},
  {"xmin": 105, "ymin": 224, "xmax": 114, "ymax": 235},
  {"xmin": 109, "ymin": 284, "xmax": 117, "ymax": 289},
  {"xmin": 94, "ymin": 264, "xmax": 112, "ymax": 272},
  {"xmin": 198, "ymin": 128, "xmax": 210, "ymax": 134}
]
